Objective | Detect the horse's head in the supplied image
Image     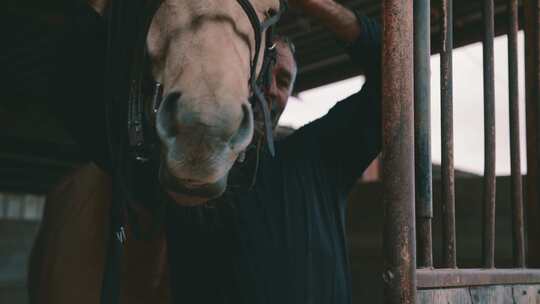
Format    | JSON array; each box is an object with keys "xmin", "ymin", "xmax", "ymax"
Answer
[{"xmin": 146, "ymin": 0, "xmax": 282, "ymax": 204}]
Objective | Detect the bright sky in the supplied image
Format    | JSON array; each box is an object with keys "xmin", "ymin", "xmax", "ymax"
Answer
[{"xmin": 279, "ymin": 32, "xmax": 527, "ymax": 176}]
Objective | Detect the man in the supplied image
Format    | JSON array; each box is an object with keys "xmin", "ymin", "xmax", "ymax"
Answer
[{"xmin": 164, "ymin": 0, "xmax": 381, "ymax": 303}]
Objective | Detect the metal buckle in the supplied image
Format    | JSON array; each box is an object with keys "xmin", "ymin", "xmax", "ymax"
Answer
[
  {"xmin": 116, "ymin": 226, "xmax": 127, "ymax": 243},
  {"xmin": 135, "ymin": 155, "xmax": 149, "ymax": 163}
]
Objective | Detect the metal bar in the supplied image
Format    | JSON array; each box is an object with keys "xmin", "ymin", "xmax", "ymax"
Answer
[
  {"xmin": 414, "ymin": 0, "xmax": 433, "ymax": 269},
  {"xmin": 482, "ymin": 0, "xmax": 497, "ymax": 269},
  {"xmin": 440, "ymin": 0, "xmax": 457, "ymax": 269},
  {"xmin": 524, "ymin": 0, "xmax": 540, "ymax": 268},
  {"xmin": 417, "ymin": 268, "xmax": 540, "ymax": 289},
  {"xmin": 416, "ymin": 220, "xmax": 433, "ymax": 269},
  {"xmin": 381, "ymin": 0, "xmax": 416, "ymax": 302},
  {"xmin": 507, "ymin": 0, "xmax": 526, "ymax": 268}
]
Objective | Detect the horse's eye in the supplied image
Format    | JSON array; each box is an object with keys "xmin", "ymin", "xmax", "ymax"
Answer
[{"xmin": 265, "ymin": 8, "xmax": 277, "ymax": 18}]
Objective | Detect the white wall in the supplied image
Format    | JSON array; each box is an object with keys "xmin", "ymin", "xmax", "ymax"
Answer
[{"xmin": 279, "ymin": 32, "xmax": 527, "ymax": 176}]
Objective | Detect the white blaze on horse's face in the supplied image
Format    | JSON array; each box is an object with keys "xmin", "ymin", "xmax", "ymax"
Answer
[{"xmin": 147, "ymin": 0, "xmax": 280, "ymax": 203}]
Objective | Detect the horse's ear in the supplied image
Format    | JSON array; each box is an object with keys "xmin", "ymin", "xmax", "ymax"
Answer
[{"xmin": 88, "ymin": 0, "xmax": 108, "ymax": 15}]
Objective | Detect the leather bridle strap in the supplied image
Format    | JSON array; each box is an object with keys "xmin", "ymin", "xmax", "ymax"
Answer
[
  {"xmin": 102, "ymin": 1, "xmax": 162, "ymax": 304},
  {"xmin": 236, "ymin": 0, "xmax": 286, "ymax": 157},
  {"xmin": 126, "ymin": 0, "xmax": 163, "ymax": 163}
]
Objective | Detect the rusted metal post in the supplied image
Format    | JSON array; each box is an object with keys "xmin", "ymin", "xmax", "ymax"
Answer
[
  {"xmin": 382, "ymin": 0, "xmax": 416, "ymax": 302},
  {"xmin": 482, "ymin": 0, "xmax": 497, "ymax": 269},
  {"xmin": 524, "ymin": 0, "xmax": 540, "ymax": 267},
  {"xmin": 507, "ymin": 0, "xmax": 526, "ymax": 268},
  {"xmin": 440, "ymin": 0, "xmax": 457, "ymax": 269},
  {"xmin": 414, "ymin": 0, "xmax": 433, "ymax": 268}
]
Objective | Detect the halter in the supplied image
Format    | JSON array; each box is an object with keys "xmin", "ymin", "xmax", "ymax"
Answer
[
  {"xmin": 101, "ymin": 1, "xmax": 286, "ymax": 304},
  {"xmin": 127, "ymin": 0, "xmax": 287, "ymax": 163}
]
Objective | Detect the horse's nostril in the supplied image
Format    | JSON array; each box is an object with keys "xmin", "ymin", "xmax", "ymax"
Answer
[
  {"xmin": 156, "ymin": 92, "xmax": 183, "ymax": 139},
  {"xmin": 229, "ymin": 102, "xmax": 254, "ymax": 151},
  {"xmin": 161, "ymin": 92, "xmax": 182, "ymax": 112}
]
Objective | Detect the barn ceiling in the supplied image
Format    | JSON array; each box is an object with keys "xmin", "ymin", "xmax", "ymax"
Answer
[
  {"xmin": 281, "ymin": 0, "xmax": 521, "ymax": 91},
  {"xmin": 0, "ymin": 0, "xmax": 523, "ymax": 193}
]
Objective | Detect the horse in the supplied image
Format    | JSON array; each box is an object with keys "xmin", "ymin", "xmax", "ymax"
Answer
[
  {"xmin": 28, "ymin": 0, "xmax": 284, "ymax": 302},
  {"xmin": 29, "ymin": 164, "xmax": 171, "ymax": 303}
]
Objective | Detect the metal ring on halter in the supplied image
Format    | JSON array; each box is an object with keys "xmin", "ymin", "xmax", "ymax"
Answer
[{"xmin": 115, "ymin": 226, "xmax": 127, "ymax": 243}]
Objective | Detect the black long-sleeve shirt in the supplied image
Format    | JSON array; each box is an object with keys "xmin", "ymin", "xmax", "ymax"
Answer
[{"xmin": 165, "ymin": 15, "xmax": 381, "ymax": 304}]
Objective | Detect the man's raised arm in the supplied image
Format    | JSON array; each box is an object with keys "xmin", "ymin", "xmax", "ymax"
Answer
[{"xmin": 288, "ymin": 0, "xmax": 382, "ymax": 192}]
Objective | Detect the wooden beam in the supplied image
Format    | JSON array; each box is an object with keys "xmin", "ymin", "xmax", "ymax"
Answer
[{"xmin": 417, "ymin": 268, "xmax": 540, "ymax": 289}]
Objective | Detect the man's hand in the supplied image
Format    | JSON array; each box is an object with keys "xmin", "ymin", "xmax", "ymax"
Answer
[
  {"xmin": 88, "ymin": 0, "xmax": 107, "ymax": 15},
  {"xmin": 287, "ymin": 0, "xmax": 361, "ymax": 43}
]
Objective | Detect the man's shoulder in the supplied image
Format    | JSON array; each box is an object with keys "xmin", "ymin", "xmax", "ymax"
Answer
[{"xmin": 274, "ymin": 125, "xmax": 296, "ymax": 141}]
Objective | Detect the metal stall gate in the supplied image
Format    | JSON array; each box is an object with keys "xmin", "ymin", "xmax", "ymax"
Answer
[{"xmin": 381, "ymin": 0, "xmax": 540, "ymax": 302}]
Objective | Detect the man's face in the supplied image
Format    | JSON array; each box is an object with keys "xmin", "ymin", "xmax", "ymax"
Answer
[
  {"xmin": 266, "ymin": 41, "xmax": 297, "ymax": 127},
  {"xmin": 254, "ymin": 40, "xmax": 297, "ymax": 138}
]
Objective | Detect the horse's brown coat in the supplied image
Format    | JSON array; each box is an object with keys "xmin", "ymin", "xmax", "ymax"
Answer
[{"xmin": 28, "ymin": 164, "xmax": 170, "ymax": 304}]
